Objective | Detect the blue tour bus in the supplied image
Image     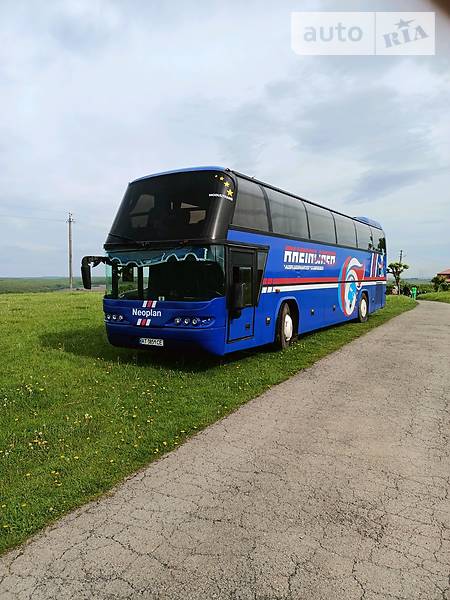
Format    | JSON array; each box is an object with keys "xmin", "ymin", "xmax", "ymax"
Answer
[{"xmin": 81, "ymin": 166, "xmax": 386, "ymax": 355}]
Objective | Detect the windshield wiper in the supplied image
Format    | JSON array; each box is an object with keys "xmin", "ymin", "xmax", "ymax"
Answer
[
  {"xmin": 107, "ymin": 233, "xmax": 147, "ymax": 245},
  {"xmin": 106, "ymin": 233, "xmax": 193, "ymax": 248}
]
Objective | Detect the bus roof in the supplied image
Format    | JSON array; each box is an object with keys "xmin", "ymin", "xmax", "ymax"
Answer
[
  {"xmin": 131, "ymin": 166, "xmax": 383, "ymax": 231},
  {"xmin": 131, "ymin": 166, "xmax": 227, "ymax": 183},
  {"xmin": 353, "ymin": 216, "xmax": 383, "ymax": 229}
]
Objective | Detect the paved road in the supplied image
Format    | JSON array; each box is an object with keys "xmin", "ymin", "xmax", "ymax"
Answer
[{"xmin": 1, "ymin": 301, "xmax": 449, "ymax": 600}]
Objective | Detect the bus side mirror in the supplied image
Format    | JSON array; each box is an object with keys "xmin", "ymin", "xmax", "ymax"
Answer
[
  {"xmin": 81, "ymin": 255, "xmax": 109, "ymax": 290},
  {"xmin": 81, "ymin": 258, "xmax": 92, "ymax": 289},
  {"xmin": 231, "ymin": 282, "xmax": 245, "ymax": 311}
]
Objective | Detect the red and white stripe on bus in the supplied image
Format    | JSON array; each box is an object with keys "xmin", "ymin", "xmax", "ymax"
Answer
[{"xmin": 142, "ymin": 300, "xmax": 157, "ymax": 308}]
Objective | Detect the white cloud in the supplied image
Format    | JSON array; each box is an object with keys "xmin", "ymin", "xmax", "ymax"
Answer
[{"xmin": 0, "ymin": 0, "xmax": 449, "ymax": 277}]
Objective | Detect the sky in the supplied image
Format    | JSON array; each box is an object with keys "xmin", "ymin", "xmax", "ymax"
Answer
[{"xmin": 0, "ymin": 0, "xmax": 449, "ymax": 278}]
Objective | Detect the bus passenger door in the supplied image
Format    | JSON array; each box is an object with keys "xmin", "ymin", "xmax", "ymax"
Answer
[{"xmin": 227, "ymin": 249, "xmax": 255, "ymax": 342}]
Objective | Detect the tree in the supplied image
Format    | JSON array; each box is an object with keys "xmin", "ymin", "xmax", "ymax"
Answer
[
  {"xmin": 387, "ymin": 262, "xmax": 409, "ymax": 294},
  {"xmin": 431, "ymin": 275, "xmax": 449, "ymax": 292}
]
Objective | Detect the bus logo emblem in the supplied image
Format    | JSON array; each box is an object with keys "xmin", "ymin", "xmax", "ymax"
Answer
[{"xmin": 339, "ymin": 257, "xmax": 364, "ymax": 316}]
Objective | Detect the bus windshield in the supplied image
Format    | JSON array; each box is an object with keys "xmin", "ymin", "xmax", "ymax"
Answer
[
  {"xmin": 106, "ymin": 245, "xmax": 225, "ymax": 301},
  {"xmin": 107, "ymin": 170, "xmax": 235, "ymax": 244}
]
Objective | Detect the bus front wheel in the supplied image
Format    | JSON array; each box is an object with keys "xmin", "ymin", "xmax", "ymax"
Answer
[
  {"xmin": 358, "ymin": 293, "xmax": 369, "ymax": 323},
  {"xmin": 275, "ymin": 302, "xmax": 294, "ymax": 350}
]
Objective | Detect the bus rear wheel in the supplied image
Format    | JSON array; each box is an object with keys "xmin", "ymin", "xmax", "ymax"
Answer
[
  {"xmin": 275, "ymin": 302, "xmax": 294, "ymax": 350},
  {"xmin": 358, "ymin": 293, "xmax": 369, "ymax": 323}
]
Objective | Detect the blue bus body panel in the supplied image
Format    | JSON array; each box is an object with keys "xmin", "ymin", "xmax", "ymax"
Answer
[
  {"xmin": 102, "ymin": 230, "xmax": 386, "ymax": 357},
  {"xmin": 227, "ymin": 229, "xmax": 386, "ymax": 340},
  {"xmin": 103, "ymin": 231, "xmax": 386, "ymax": 356},
  {"xmin": 104, "ymin": 296, "xmax": 227, "ymax": 355},
  {"xmin": 228, "ymin": 306, "xmax": 255, "ymax": 341}
]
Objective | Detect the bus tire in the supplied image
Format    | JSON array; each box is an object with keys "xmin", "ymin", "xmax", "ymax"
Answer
[
  {"xmin": 358, "ymin": 293, "xmax": 369, "ymax": 323},
  {"xmin": 275, "ymin": 302, "xmax": 294, "ymax": 350}
]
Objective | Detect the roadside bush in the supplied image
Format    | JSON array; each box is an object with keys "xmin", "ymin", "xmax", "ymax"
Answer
[
  {"xmin": 416, "ymin": 283, "xmax": 434, "ymax": 295},
  {"xmin": 431, "ymin": 275, "xmax": 448, "ymax": 292}
]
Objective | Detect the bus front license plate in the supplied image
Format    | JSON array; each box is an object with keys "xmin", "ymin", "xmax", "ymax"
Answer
[{"xmin": 139, "ymin": 338, "xmax": 164, "ymax": 347}]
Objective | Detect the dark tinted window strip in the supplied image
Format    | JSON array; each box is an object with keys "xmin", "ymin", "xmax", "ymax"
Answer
[
  {"xmin": 231, "ymin": 170, "xmax": 383, "ymax": 232},
  {"xmin": 229, "ymin": 225, "xmax": 384, "ymax": 254}
]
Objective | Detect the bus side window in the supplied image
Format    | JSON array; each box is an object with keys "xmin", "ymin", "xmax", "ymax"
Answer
[
  {"xmin": 355, "ymin": 222, "xmax": 373, "ymax": 250},
  {"xmin": 268, "ymin": 189, "xmax": 309, "ymax": 240},
  {"xmin": 232, "ymin": 178, "xmax": 269, "ymax": 231},
  {"xmin": 374, "ymin": 230, "xmax": 386, "ymax": 254},
  {"xmin": 306, "ymin": 204, "xmax": 336, "ymax": 244},
  {"xmin": 334, "ymin": 214, "xmax": 357, "ymax": 248}
]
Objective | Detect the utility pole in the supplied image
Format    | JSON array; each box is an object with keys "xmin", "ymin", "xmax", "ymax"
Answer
[
  {"xmin": 399, "ymin": 249, "xmax": 403, "ymax": 264},
  {"xmin": 67, "ymin": 212, "xmax": 74, "ymax": 291}
]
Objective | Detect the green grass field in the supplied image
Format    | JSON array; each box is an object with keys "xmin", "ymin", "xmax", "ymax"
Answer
[
  {"xmin": 0, "ymin": 277, "xmax": 105, "ymax": 294},
  {"xmin": 419, "ymin": 291, "xmax": 450, "ymax": 304},
  {"xmin": 0, "ymin": 293, "xmax": 416, "ymax": 554}
]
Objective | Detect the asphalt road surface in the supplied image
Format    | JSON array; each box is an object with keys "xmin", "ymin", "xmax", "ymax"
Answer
[{"xmin": 1, "ymin": 301, "xmax": 449, "ymax": 600}]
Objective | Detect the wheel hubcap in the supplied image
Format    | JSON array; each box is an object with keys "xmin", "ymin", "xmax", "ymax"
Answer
[
  {"xmin": 361, "ymin": 298, "xmax": 367, "ymax": 318},
  {"xmin": 284, "ymin": 313, "xmax": 293, "ymax": 341}
]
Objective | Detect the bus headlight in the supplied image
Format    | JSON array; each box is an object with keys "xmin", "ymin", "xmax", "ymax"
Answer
[
  {"xmin": 171, "ymin": 316, "xmax": 213, "ymax": 327},
  {"xmin": 105, "ymin": 313, "xmax": 125, "ymax": 322}
]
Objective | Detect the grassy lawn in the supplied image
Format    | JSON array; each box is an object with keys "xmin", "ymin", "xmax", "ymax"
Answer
[
  {"xmin": 0, "ymin": 277, "xmax": 105, "ymax": 294},
  {"xmin": 419, "ymin": 291, "xmax": 450, "ymax": 304},
  {"xmin": 0, "ymin": 293, "xmax": 415, "ymax": 554}
]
